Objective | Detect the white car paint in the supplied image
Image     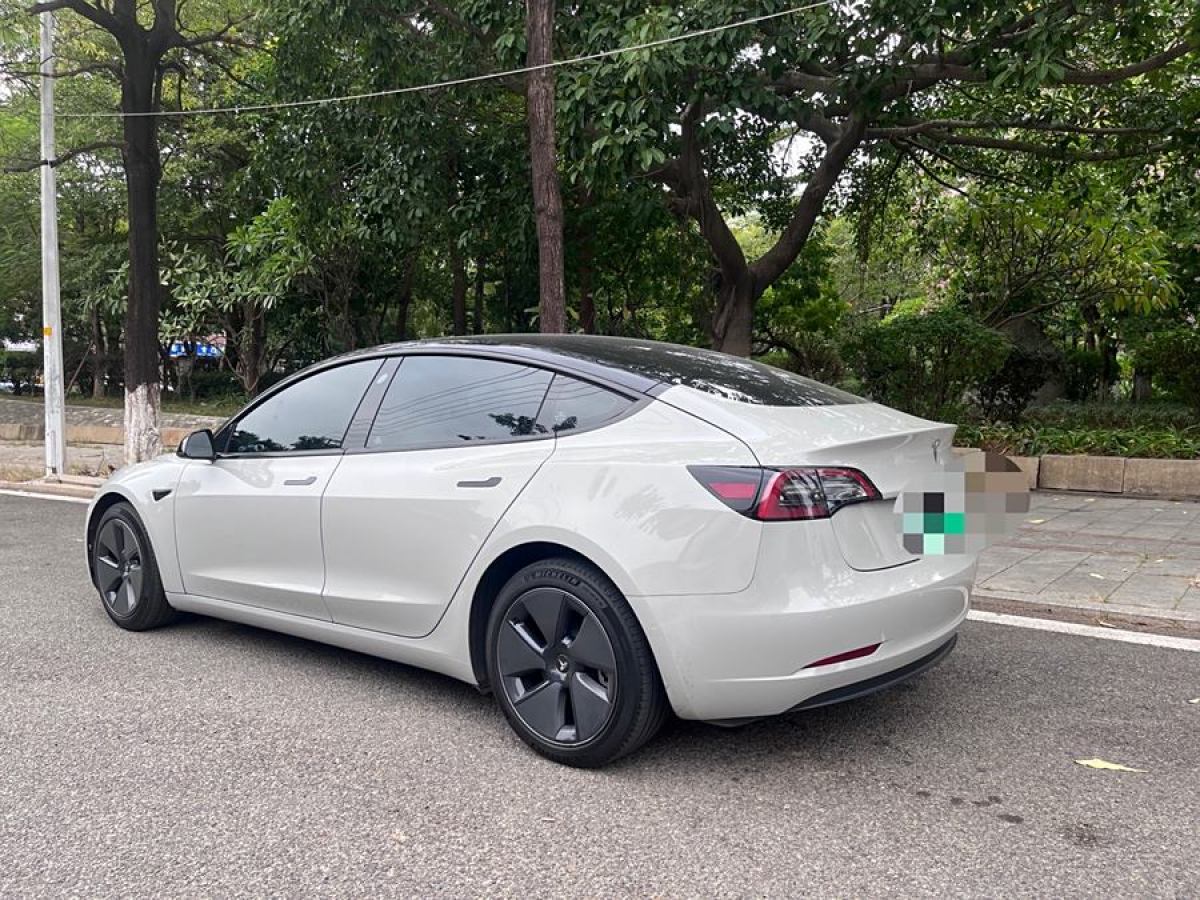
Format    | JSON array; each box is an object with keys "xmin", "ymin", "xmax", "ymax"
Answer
[
  {"xmin": 86, "ymin": 337, "xmax": 976, "ymax": 724},
  {"xmin": 175, "ymin": 454, "xmax": 343, "ymax": 619}
]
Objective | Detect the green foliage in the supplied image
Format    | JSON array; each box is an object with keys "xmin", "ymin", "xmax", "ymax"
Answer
[
  {"xmin": 841, "ymin": 306, "xmax": 1011, "ymax": 420},
  {"xmin": 956, "ymin": 422, "xmax": 1200, "ymax": 461},
  {"xmin": 976, "ymin": 345, "xmax": 1059, "ymax": 425},
  {"xmin": 1137, "ymin": 326, "xmax": 1200, "ymax": 414},
  {"xmin": 1062, "ymin": 348, "xmax": 1106, "ymax": 402},
  {"xmin": 1025, "ymin": 401, "xmax": 1198, "ymax": 432},
  {"xmin": 0, "ymin": 348, "xmax": 40, "ymax": 395}
]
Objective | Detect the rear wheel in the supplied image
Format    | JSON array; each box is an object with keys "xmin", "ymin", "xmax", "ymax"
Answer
[
  {"xmin": 91, "ymin": 502, "xmax": 177, "ymax": 631},
  {"xmin": 486, "ymin": 557, "xmax": 668, "ymax": 767}
]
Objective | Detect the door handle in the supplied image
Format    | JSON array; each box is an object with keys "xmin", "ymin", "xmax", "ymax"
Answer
[
  {"xmin": 457, "ymin": 476, "xmax": 502, "ymax": 488},
  {"xmin": 284, "ymin": 475, "xmax": 318, "ymax": 486}
]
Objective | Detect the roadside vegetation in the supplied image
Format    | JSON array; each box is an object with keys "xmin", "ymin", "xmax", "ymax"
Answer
[{"xmin": 1, "ymin": 2, "xmax": 1197, "ymax": 460}]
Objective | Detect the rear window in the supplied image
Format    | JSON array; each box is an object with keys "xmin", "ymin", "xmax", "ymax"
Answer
[{"xmin": 516, "ymin": 337, "xmax": 865, "ymax": 407}]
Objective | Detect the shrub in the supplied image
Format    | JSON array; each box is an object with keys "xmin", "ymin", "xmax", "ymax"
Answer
[
  {"xmin": 186, "ymin": 368, "xmax": 243, "ymax": 400},
  {"xmin": 1138, "ymin": 326, "xmax": 1200, "ymax": 414},
  {"xmin": 976, "ymin": 344, "xmax": 1059, "ymax": 424},
  {"xmin": 0, "ymin": 349, "xmax": 41, "ymax": 396},
  {"xmin": 954, "ymin": 422, "xmax": 1200, "ymax": 460},
  {"xmin": 1025, "ymin": 401, "xmax": 1197, "ymax": 431},
  {"xmin": 841, "ymin": 306, "xmax": 1010, "ymax": 420},
  {"xmin": 1062, "ymin": 347, "xmax": 1104, "ymax": 402}
]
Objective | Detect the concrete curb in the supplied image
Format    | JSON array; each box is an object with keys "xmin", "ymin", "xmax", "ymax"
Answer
[
  {"xmin": 973, "ymin": 588, "xmax": 1200, "ymax": 628},
  {"xmin": 957, "ymin": 449, "xmax": 1200, "ymax": 500},
  {"xmin": 0, "ymin": 423, "xmax": 192, "ymax": 448},
  {"xmin": 0, "ymin": 478, "xmax": 97, "ymax": 500}
]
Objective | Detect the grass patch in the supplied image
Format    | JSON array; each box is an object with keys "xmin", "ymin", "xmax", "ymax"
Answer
[{"xmin": 2, "ymin": 391, "xmax": 244, "ymax": 418}]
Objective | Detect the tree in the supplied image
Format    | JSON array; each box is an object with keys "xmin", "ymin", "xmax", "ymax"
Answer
[
  {"xmin": 16, "ymin": 0, "xmax": 252, "ymax": 461},
  {"xmin": 558, "ymin": 1, "xmax": 1199, "ymax": 354},
  {"xmin": 524, "ymin": 0, "xmax": 566, "ymax": 333}
]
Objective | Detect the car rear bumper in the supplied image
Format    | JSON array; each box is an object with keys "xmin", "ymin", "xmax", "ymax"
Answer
[{"xmin": 627, "ymin": 523, "xmax": 975, "ymax": 721}]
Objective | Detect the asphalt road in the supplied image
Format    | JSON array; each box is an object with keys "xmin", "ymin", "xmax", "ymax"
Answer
[{"xmin": 1, "ymin": 493, "xmax": 1197, "ymax": 898}]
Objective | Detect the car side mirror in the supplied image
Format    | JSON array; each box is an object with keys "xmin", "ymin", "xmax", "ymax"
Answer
[{"xmin": 178, "ymin": 428, "xmax": 217, "ymax": 461}]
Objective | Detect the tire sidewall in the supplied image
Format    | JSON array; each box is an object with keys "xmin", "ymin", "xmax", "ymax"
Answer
[
  {"xmin": 486, "ymin": 559, "xmax": 646, "ymax": 764},
  {"xmin": 92, "ymin": 503, "xmax": 165, "ymax": 629}
]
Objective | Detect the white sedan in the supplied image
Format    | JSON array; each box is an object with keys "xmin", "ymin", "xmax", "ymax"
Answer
[{"xmin": 86, "ymin": 336, "xmax": 975, "ymax": 767}]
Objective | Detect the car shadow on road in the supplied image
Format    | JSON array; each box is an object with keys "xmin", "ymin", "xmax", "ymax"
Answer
[{"xmin": 162, "ymin": 610, "xmax": 965, "ymax": 776}]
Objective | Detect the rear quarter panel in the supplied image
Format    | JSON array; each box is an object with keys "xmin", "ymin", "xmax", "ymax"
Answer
[{"xmin": 483, "ymin": 399, "xmax": 762, "ymax": 597}]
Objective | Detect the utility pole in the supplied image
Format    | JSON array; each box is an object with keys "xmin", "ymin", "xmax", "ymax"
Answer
[{"xmin": 40, "ymin": 9, "xmax": 66, "ymax": 479}]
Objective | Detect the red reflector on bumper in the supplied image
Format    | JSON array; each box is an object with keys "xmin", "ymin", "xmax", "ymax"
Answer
[{"xmin": 804, "ymin": 643, "xmax": 881, "ymax": 669}]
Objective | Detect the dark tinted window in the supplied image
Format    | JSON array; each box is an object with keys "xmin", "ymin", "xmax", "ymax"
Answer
[
  {"xmin": 536, "ymin": 375, "xmax": 633, "ymax": 434},
  {"xmin": 440, "ymin": 335, "xmax": 865, "ymax": 407},
  {"xmin": 226, "ymin": 359, "xmax": 381, "ymax": 454},
  {"xmin": 367, "ymin": 356, "xmax": 554, "ymax": 450}
]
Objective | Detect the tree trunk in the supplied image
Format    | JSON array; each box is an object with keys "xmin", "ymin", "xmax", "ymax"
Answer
[
  {"xmin": 525, "ymin": 0, "xmax": 566, "ymax": 334},
  {"xmin": 395, "ymin": 254, "xmax": 417, "ymax": 341},
  {"xmin": 473, "ymin": 256, "xmax": 485, "ymax": 335},
  {"xmin": 579, "ymin": 233, "xmax": 595, "ymax": 335},
  {"xmin": 451, "ymin": 241, "xmax": 468, "ymax": 335},
  {"xmin": 91, "ymin": 307, "xmax": 106, "ymax": 399},
  {"xmin": 235, "ymin": 305, "xmax": 267, "ymax": 396},
  {"xmin": 711, "ymin": 272, "xmax": 756, "ymax": 357},
  {"xmin": 1132, "ymin": 370, "xmax": 1152, "ymax": 403},
  {"xmin": 120, "ymin": 51, "xmax": 164, "ymax": 463}
]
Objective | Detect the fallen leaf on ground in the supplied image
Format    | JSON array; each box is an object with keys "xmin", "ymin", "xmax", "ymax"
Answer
[
  {"xmin": 1074, "ymin": 758, "xmax": 1146, "ymax": 773},
  {"xmin": 1188, "ymin": 698, "xmax": 1200, "ymax": 705},
  {"xmin": 1088, "ymin": 573, "xmax": 1105, "ymax": 579},
  {"xmin": 1026, "ymin": 518, "xmax": 1046, "ymax": 525}
]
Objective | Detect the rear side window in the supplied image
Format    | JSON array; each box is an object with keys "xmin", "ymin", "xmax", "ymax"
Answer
[
  {"xmin": 226, "ymin": 359, "xmax": 381, "ymax": 454},
  {"xmin": 536, "ymin": 375, "xmax": 633, "ymax": 434},
  {"xmin": 367, "ymin": 356, "xmax": 554, "ymax": 450}
]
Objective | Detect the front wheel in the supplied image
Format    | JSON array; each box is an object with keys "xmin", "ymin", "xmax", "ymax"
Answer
[
  {"xmin": 486, "ymin": 557, "xmax": 669, "ymax": 767},
  {"xmin": 91, "ymin": 502, "xmax": 177, "ymax": 631}
]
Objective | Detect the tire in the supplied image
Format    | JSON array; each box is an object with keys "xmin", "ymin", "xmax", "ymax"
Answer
[
  {"xmin": 90, "ymin": 502, "xmax": 178, "ymax": 631},
  {"xmin": 486, "ymin": 556, "xmax": 669, "ymax": 767}
]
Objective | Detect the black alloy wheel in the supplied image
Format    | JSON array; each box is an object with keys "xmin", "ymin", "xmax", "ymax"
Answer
[
  {"xmin": 91, "ymin": 502, "xmax": 177, "ymax": 631},
  {"xmin": 495, "ymin": 586, "xmax": 618, "ymax": 745},
  {"xmin": 486, "ymin": 557, "xmax": 669, "ymax": 767}
]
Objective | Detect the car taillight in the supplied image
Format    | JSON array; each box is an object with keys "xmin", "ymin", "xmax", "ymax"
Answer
[{"xmin": 689, "ymin": 465, "xmax": 880, "ymax": 521}]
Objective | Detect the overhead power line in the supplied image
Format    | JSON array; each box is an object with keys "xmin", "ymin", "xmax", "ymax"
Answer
[{"xmin": 56, "ymin": 1, "xmax": 836, "ymax": 120}]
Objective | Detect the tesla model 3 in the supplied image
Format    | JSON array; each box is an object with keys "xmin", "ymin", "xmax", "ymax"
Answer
[{"xmin": 85, "ymin": 335, "xmax": 975, "ymax": 767}]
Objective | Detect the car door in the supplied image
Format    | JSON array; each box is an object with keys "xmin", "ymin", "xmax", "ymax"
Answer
[
  {"xmin": 173, "ymin": 357, "xmax": 387, "ymax": 619},
  {"xmin": 320, "ymin": 354, "xmax": 559, "ymax": 638}
]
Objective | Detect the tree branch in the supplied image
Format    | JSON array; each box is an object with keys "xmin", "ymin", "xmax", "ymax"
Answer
[
  {"xmin": 28, "ymin": 0, "xmax": 117, "ymax": 33},
  {"xmin": 868, "ymin": 118, "xmax": 1162, "ymax": 139},
  {"xmin": 676, "ymin": 101, "xmax": 747, "ymax": 279},
  {"xmin": 920, "ymin": 130, "xmax": 1169, "ymax": 161},
  {"xmin": 3, "ymin": 140, "xmax": 124, "ymax": 173},
  {"xmin": 752, "ymin": 112, "xmax": 868, "ymax": 289}
]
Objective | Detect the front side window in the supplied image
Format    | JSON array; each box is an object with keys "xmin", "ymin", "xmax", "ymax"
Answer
[
  {"xmin": 225, "ymin": 359, "xmax": 382, "ymax": 454},
  {"xmin": 367, "ymin": 356, "xmax": 554, "ymax": 451}
]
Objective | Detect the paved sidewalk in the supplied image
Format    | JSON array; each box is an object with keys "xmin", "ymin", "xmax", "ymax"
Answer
[
  {"xmin": 0, "ymin": 441, "xmax": 122, "ymax": 479},
  {"xmin": 978, "ymin": 492, "xmax": 1200, "ymax": 622},
  {"xmin": 0, "ymin": 395, "xmax": 223, "ymax": 430}
]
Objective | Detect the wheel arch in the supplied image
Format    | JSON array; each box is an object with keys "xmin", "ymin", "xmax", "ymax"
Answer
[
  {"xmin": 85, "ymin": 489, "xmax": 136, "ymax": 587},
  {"xmin": 466, "ymin": 540, "xmax": 639, "ymax": 692}
]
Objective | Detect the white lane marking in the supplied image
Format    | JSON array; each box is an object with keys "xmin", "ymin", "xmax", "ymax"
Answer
[
  {"xmin": 0, "ymin": 488, "xmax": 91, "ymax": 505},
  {"xmin": 968, "ymin": 609, "xmax": 1200, "ymax": 653}
]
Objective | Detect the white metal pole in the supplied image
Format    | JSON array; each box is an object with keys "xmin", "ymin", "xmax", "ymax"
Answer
[{"xmin": 40, "ymin": 10, "xmax": 67, "ymax": 479}]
